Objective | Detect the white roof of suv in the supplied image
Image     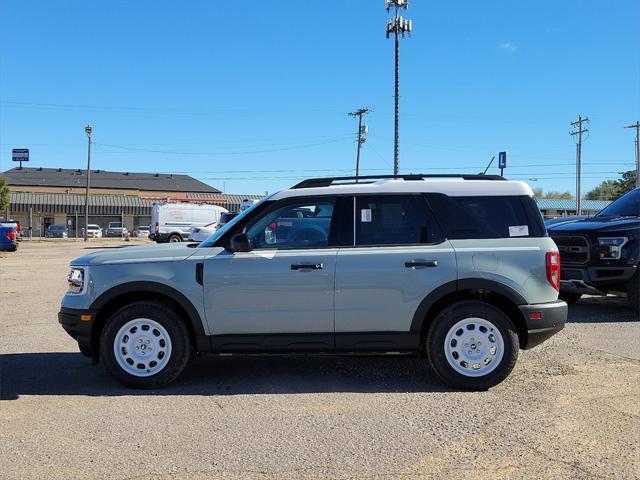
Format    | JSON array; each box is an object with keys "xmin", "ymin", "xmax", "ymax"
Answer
[{"xmin": 272, "ymin": 175, "xmax": 533, "ymax": 201}]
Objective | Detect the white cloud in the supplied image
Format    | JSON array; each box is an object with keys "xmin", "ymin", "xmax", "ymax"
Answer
[{"xmin": 499, "ymin": 41, "xmax": 518, "ymax": 53}]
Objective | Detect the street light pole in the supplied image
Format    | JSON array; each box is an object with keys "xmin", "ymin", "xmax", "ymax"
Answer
[{"xmin": 84, "ymin": 125, "xmax": 92, "ymax": 242}]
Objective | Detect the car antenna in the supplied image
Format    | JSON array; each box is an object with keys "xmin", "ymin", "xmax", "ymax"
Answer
[{"xmin": 481, "ymin": 156, "xmax": 495, "ymax": 175}]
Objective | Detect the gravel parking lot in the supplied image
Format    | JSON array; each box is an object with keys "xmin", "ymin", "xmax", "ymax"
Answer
[{"xmin": 1, "ymin": 241, "xmax": 638, "ymax": 480}]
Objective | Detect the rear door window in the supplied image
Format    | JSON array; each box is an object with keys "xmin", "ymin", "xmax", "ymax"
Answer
[
  {"xmin": 425, "ymin": 194, "xmax": 545, "ymax": 239},
  {"xmin": 355, "ymin": 195, "xmax": 443, "ymax": 246}
]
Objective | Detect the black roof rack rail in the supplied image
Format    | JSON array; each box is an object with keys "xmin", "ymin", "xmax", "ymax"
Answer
[{"xmin": 291, "ymin": 174, "xmax": 505, "ymax": 189}]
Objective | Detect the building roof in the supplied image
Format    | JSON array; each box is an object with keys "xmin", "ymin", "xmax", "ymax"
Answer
[
  {"xmin": 9, "ymin": 192, "xmax": 263, "ymax": 215},
  {"xmin": 2, "ymin": 167, "xmax": 220, "ymax": 193},
  {"xmin": 536, "ymin": 199, "xmax": 611, "ymax": 211}
]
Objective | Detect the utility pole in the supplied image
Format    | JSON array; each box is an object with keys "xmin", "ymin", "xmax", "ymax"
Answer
[
  {"xmin": 570, "ymin": 115, "xmax": 589, "ymax": 215},
  {"xmin": 84, "ymin": 125, "xmax": 92, "ymax": 242},
  {"xmin": 624, "ymin": 121, "xmax": 640, "ymax": 189},
  {"xmin": 348, "ymin": 108, "xmax": 370, "ymax": 179},
  {"xmin": 386, "ymin": 0, "xmax": 412, "ymax": 175}
]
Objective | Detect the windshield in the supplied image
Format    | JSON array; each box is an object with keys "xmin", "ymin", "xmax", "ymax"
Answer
[
  {"xmin": 198, "ymin": 196, "xmax": 270, "ymax": 248},
  {"xmin": 88, "ymin": 224, "xmax": 100, "ymax": 229},
  {"xmin": 50, "ymin": 225, "xmax": 65, "ymax": 231},
  {"xmin": 596, "ymin": 189, "xmax": 639, "ymax": 217},
  {"xmin": 109, "ymin": 223, "xmax": 123, "ymax": 228}
]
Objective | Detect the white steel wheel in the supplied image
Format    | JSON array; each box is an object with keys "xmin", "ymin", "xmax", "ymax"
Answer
[
  {"xmin": 113, "ymin": 318, "xmax": 173, "ymax": 377},
  {"xmin": 444, "ymin": 317, "xmax": 505, "ymax": 377}
]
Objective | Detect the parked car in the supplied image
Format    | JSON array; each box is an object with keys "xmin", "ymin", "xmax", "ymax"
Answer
[
  {"xmin": 1, "ymin": 220, "xmax": 23, "ymax": 241},
  {"xmin": 131, "ymin": 226, "xmax": 150, "ymax": 238},
  {"xmin": 217, "ymin": 211, "xmax": 238, "ymax": 229},
  {"xmin": 0, "ymin": 225, "xmax": 18, "ymax": 251},
  {"xmin": 45, "ymin": 224, "xmax": 68, "ymax": 238},
  {"xmin": 547, "ymin": 187, "xmax": 639, "ymax": 312},
  {"xmin": 84, "ymin": 224, "xmax": 103, "ymax": 238},
  {"xmin": 106, "ymin": 222, "xmax": 128, "ymax": 238},
  {"xmin": 59, "ymin": 174, "xmax": 567, "ymax": 390},
  {"xmin": 150, "ymin": 202, "xmax": 228, "ymax": 243},
  {"xmin": 189, "ymin": 222, "xmax": 218, "ymax": 242}
]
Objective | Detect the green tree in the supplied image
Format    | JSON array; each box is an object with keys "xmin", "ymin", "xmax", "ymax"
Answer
[
  {"xmin": 617, "ymin": 170, "xmax": 637, "ymax": 194},
  {"xmin": 0, "ymin": 176, "xmax": 9, "ymax": 212},
  {"xmin": 585, "ymin": 170, "xmax": 637, "ymax": 200},
  {"xmin": 585, "ymin": 179, "xmax": 621, "ymax": 200},
  {"xmin": 533, "ymin": 188, "xmax": 573, "ymax": 200}
]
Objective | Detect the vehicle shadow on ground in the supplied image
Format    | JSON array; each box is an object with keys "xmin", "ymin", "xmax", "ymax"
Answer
[
  {"xmin": 568, "ymin": 296, "xmax": 638, "ymax": 324},
  {"xmin": 0, "ymin": 353, "xmax": 452, "ymax": 400}
]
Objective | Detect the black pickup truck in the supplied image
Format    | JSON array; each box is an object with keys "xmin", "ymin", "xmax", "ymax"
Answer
[{"xmin": 547, "ymin": 188, "xmax": 639, "ymax": 313}]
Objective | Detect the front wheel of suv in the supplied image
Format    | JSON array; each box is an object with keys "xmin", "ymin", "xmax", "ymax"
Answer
[
  {"xmin": 426, "ymin": 301, "xmax": 519, "ymax": 391},
  {"xmin": 100, "ymin": 301, "xmax": 191, "ymax": 388}
]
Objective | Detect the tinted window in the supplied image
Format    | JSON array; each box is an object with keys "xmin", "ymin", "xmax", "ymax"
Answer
[
  {"xmin": 425, "ymin": 194, "xmax": 545, "ymax": 239},
  {"xmin": 246, "ymin": 199, "xmax": 335, "ymax": 249},
  {"xmin": 355, "ymin": 195, "xmax": 441, "ymax": 246},
  {"xmin": 596, "ymin": 189, "xmax": 639, "ymax": 217}
]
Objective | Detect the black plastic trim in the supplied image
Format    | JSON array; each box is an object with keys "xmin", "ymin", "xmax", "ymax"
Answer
[
  {"xmin": 519, "ymin": 301, "xmax": 567, "ymax": 349},
  {"xmin": 90, "ymin": 281, "xmax": 206, "ymax": 338}
]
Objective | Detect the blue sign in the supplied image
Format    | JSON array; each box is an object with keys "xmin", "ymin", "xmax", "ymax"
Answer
[{"xmin": 498, "ymin": 151, "xmax": 507, "ymax": 169}]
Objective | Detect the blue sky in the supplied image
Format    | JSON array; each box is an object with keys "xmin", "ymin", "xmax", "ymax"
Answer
[{"xmin": 1, "ymin": 0, "xmax": 639, "ymax": 195}]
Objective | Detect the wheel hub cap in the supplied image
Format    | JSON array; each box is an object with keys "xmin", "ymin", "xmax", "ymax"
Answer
[
  {"xmin": 113, "ymin": 318, "xmax": 172, "ymax": 378},
  {"xmin": 444, "ymin": 317, "xmax": 504, "ymax": 377}
]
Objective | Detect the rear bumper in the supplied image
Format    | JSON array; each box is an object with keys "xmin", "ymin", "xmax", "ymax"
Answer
[
  {"xmin": 519, "ymin": 300, "xmax": 567, "ymax": 349},
  {"xmin": 58, "ymin": 307, "xmax": 95, "ymax": 356}
]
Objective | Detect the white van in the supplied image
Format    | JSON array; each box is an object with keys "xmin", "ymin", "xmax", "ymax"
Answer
[{"xmin": 150, "ymin": 202, "xmax": 228, "ymax": 243}]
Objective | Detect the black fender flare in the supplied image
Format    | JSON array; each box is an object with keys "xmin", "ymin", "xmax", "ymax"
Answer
[
  {"xmin": 409, "ymin": 279, "xmax": 527, "ymax": 333},
  {"xmin": 90, "ymin": 281, "xmax": 206, "ymax": 338}
]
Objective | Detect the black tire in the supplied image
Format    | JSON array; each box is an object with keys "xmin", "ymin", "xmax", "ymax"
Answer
[
  {"xmin": 100, "ymin": 301, "xmax": 191, "ymax": 389},
  {"xmin": 426, "ymin": 300, "xmax": 519, "ymax": 391},
  {"xmin": 559, "ymin": 292, "xmax": 582, "ymax": 305},
  {"xmin": 627, "ymin": 270, "xmax": 640, "ymax": 314},
  {"xmin": 167, "ymin": 234, "xmax": 182, "ymax": 243}
]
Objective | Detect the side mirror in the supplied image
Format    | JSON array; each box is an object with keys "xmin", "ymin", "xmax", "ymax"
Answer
[{"xmin": 228, "ymin": 233, "xmax": 251, "ymax": 252}]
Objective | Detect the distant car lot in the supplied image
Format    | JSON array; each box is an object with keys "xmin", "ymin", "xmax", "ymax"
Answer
[{"xmin": 0, "ymin": 241, "xmax": 638, "ymax": 480}]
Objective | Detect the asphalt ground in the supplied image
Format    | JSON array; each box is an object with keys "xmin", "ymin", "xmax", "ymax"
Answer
[{"xmin": 1, "ymin": 241, "xmax": 638, "ymax": 480}]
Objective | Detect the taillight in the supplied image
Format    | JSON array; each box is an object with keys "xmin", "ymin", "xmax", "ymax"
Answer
[
  {"xmin": 546, "ymin": 251, "xmax": 560, "ymax": 291},
  {"xmin": 155, "ymin": 222, "xmax": 159, "ymax": 234},
  {"xmin": 5, "ymin": 230, "xmax": 16, "ymax": 241}
]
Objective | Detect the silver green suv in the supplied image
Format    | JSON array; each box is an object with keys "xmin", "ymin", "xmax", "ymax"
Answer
[{"xmin": 59, "ymin": 174, "xmax": 567, "ymax": 390}]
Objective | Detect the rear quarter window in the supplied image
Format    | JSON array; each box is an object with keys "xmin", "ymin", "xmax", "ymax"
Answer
[{"xmin": 425, "ymin": 193, "xmax": 546, "ymax": 239}]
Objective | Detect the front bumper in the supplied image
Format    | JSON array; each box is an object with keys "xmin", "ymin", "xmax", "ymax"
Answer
[
  {"xmin": 560, "ymin": 265, "xmax": 637, "ymax": 294},
  {"xmin": 58, "ymin": 307, "xmax": 95, "ymax": 356},
  {"xmin": 519, "ymin": 300, "xmax": 567, "ymax": 349}
]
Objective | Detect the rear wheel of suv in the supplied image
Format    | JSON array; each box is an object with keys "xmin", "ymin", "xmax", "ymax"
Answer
[
  {"xmin": 167, "ymin": 234, "xmax": 182, "ymax": 243},
  {"xmin": 627, "ymin": 271, "xmax": 640, "ymax": 314},
  {"xmin": 559, "ymin": 292, "xmax": 582, "ymax": 305},
  {"xmin": 426, "ymin": 301, "xmax": 519, "ymax": 390},
  {"xmin": 100, "ymin": 301, "xmax": 191, "ymax": 388}
]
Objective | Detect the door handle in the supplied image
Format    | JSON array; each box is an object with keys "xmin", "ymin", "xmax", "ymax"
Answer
[
  {"xmin": 405, "ymin": 260, "xmax": 438, "ymax": 268},
  {"xmin": 291, "ymin": 263, "xmax": 324, "ymax": 270}
]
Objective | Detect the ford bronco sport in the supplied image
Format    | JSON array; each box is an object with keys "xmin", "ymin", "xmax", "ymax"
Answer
[{"xmin": 59, "ymin": 174, "xmax": 567, "ymax": 390}]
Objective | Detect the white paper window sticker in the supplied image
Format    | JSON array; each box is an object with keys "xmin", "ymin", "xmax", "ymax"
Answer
[
  {"xmin": 361, "ymin": 209, "xmax": 372, "ymax": 223},
  {"xmin": 508, "ymin": 225, "xmax": 529, "ymax": 237}
]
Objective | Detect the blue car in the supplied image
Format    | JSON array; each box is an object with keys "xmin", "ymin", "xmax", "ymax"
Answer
[{"xmin": 0, "ymin": 225, "xmax": 18, "ymax": 252}]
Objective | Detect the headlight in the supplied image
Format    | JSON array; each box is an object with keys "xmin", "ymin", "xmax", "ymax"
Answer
[
  {"xmin": 598, "ymin": 237, "xmax": 628, "ymax": 260},
  {"xmin": 67, "ymin": 267, "xmax": 86, "ymax": 294}
]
